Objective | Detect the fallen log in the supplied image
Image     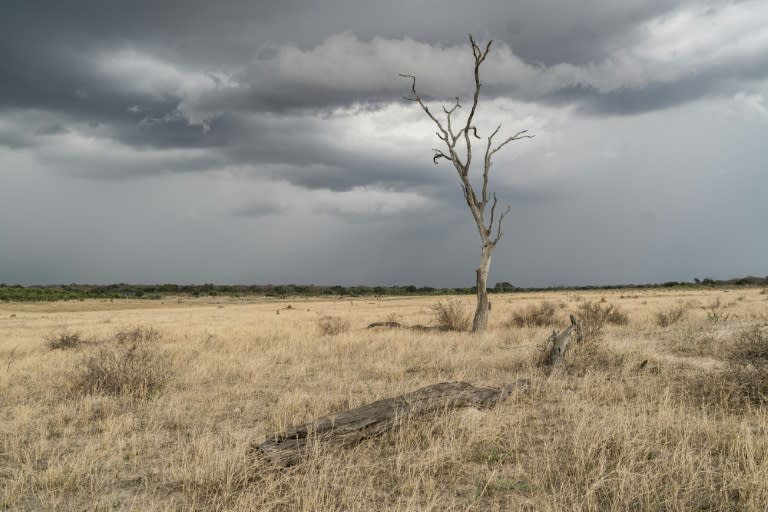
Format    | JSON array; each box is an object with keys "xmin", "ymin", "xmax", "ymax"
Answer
[
  {"xmin": 367, "ymin": 321, "xmax": 403, "ymax": 329},
  {"xmin": 547, "ymin": 314, "xmax": 583, "ymax": 368},
  {"xmin": 251, "ymin": 380, "xmax": 529, "ymax": 467}
]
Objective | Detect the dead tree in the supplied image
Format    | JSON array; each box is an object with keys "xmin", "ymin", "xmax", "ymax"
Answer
[
  {"xmin": 546, "ymin": 314, "xmax": 583, "ymax": 368},
  {"xmin": 251, "ymin": 380, "xmax": 529, "ymax": 467},
  {"xmin": 401, "ymin": 35, "xmax": 533, "ymax": 332}
]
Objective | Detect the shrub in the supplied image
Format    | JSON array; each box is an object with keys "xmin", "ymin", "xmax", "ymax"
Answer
[
  {"xmin": 702, "ymin": 298, "xmax": 731, "ymax": 323},
  {"xmin": 431, "ymin": 300, "xmax": 471, "ymax": 331},
  {"xmin": 72, "ymin": 327, "xmax": 169, "ymax": 399},
  {"xmin": 655, "ymin": 305, "xmax": 688, "ymax": 327},
  {"xmin": 577, "ymin": 301, "xmax": 629, "ymax": 344},
  {"xmin": 723, "ymin": 325, "xmax": 768, "ymax": 404},
  {"xmin": 317, "ymin": 316, "xmax": 350, "ymax": 336},
  {"xmin": 46, "ymin": 330, "xmax": 86, "ymax": 350},
  {"xmin": 114, "ymin": 325, "xmax": 161, "ymax": 344},
  {"xmin": 508, "ymin": 301, "xmax": 559, "ymax": 328}
]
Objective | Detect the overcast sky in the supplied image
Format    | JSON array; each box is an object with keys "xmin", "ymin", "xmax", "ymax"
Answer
[{"xmin": 1, "ymin": 0, "xmax": 766, "ymax": 287}]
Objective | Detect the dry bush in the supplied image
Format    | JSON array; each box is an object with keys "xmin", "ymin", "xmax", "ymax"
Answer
[
  {"xmin": 508, "ymin": 301, "xmax": 559, "ymax": 328},
  {"xmin": 702, "ymin": 297, "xmax": 731, "ymax": 323},
  {"xmin": 664, "ymin": 324, "xmax": 719, "ymax": 357},
  {"xmin": 655, "ymin": 304, "xmax": 688, "ymax": 327},
  {"xmin": 71, "ymin": 326, "xmax": 169, "ymax": 399},
  {"xmin": 317, "ymin": 316, "xmax": 350, "ymax": 336},
  {"xmin": 577, "ymin": 301, "xmax": 629, "ymax": 343},
  {"xmin": 114, "ymin": 325, "xmax": 161, "ymax": 344},
  {"xmin": 385, "ymin": 312, "xmax": 402, "ymax": 324},
  {"xmin": 46, "ymin": 330, "xmax": 86, "ymax": 350},
  {"xmin": 723, "ymin": 325, "xmax": 768, "ymax": 404},
  {"xmin": 431, "ymin": 300, "xmax": 471, "ymax": 331}
]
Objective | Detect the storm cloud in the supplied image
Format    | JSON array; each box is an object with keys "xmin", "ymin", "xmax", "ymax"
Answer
[{"xmin": 1, "ymin": 0, "xmax": 766, "ymax": 286}]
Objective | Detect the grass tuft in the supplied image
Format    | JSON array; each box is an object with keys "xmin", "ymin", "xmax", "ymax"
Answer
[
  {"xmin": 508, "ymin": 301, "xmax": 560, "ymax": 328},
  {"xmin": 655, "ymin": 304, "xmax": 688, "ymax": 327},
  {"xmin": 317, "ymin": 316, "xmax": 350, "ymax": 336}
]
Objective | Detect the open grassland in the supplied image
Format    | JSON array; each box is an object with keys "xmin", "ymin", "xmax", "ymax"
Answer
[{"xmin": 1, "ymin": 288, "xmax": 767, "ymax": 511}]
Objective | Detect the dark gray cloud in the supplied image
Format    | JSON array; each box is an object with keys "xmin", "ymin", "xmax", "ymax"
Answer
[
  {"xmin": 4, "ymin": 0, "xmax": 758, "ymax": 124},
  {"xmin": 0, "ymin": 0, "xmax": 766, "ymax": 286}
]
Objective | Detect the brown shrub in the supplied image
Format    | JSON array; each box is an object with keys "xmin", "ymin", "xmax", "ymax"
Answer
[
  {"xmin": 317, "ymin": 316, "xmax": 350, "ymax": 336},
  {"xmin": 72, "ymin": 326, "xmax": 169, "ymax": 399},
  {"xmin": 723, "ymin": 325, "xmax": 768, "ymax": 404},
  {"xmin": 46, "ymin": 330, "xmax": 86, "ymax": 350},
  {"xmin": 507, "ymin": 301, "xmax": 559, "ymax": 328},
  {"xmin": 577, "ymin": 301, "xmax": 629, "ymax": 344},
  {"xmin": 431, "ymin": 300, "xmax": 471, "ymax": 331},
  {"xmin": 655, "ymin": 305, "xmax": 688, "ymax": 327},
  {"xmin": 701, "ymin": 297, "xmax": 731, "ymax": 323},
  {"xmin": 114, "ymin": 325, "xmax": 161, "ymax": 344}
]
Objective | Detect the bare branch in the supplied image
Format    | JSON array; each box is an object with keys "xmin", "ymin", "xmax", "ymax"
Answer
[
  {"xmin": 493, "ymin": 205, "xmax": 511, "ymax": 244},
  {"xmin": 481, "ymin": 125, "xmax": 502, "ymax": 204},
  {"xmin": 442, "ymin": 97, "xmax": 461, "ymax": 115},
  {"xmin": 443, "ymin": 97, "xmax": 461, "ymax": 141},
  {"xmin": 488, "ymin": 193, "xmax": 498, "ymax": 235},
  {"xmin": 432, "ymin": 149, "xmax": 452, "ymax": 165},
  {"xmin": 462, "ymin": 35, "xmax": 492, "ymax": 173},
  {"xmin": 489, "ymin": 130, "xmax": 534, "ymax": 159},
  {"xmin": 398, "ymin": 73, "xmax": 450, "ymax": 141}
]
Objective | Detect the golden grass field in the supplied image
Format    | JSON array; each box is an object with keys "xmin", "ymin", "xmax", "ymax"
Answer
[{"xmin": 1, "ymin": 288, "xmax": 767, "ymax": 511}]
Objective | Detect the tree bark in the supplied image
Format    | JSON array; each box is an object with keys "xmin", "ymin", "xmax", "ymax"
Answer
[
  {"xmin": 472, "ymin": 243, "xmax": 494, "ymax": 332},
  {"xmin": 547, "ymin": 314, "xmax": 583, "ymax": 368},
  {"xmin": 250, "ymin": 380, "xmax": 529, "ymax": 467}
]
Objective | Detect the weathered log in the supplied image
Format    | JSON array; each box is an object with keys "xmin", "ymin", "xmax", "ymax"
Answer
[
  {"xmin": 547, "ymin": 314, "xmax": 583, "ymax": 367},
  {"xmin": 251, "ymin": 380, "xmax": 529, "ymax": 467},
  {"xmin": 367, "ymin": 321, "xmax": 403, "ymax": 329}
]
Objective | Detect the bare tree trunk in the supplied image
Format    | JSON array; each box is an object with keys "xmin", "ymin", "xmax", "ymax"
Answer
[
  {"xmin": 472, "ymin": 243, "xmax": 493, "ymax": 332},
  {"xmin": 546, "ymin": 314, "xmax": 583, "ymax": 368}
]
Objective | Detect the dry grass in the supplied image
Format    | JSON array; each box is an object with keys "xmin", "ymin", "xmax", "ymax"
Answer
[
  {"xmin": 1, "ymin": 289, "xmax": 767, "ymax": 511},
  {"xmin": 507, "ymin": 301, "xmax": 560, "ymax": 328},
  {"xmin": 431, "ymin": 300, "xmax": 471, "ymax": 331},
  {"xmin": 316, "ymin": 315, "xmax": 351, "ymax": 336},
  {"xmin": 655, "ymin": 304, "xmax": 688, "ymax": 327}
]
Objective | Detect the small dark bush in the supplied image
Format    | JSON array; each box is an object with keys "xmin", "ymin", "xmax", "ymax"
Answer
[
  {"xmin": 577, "ymin": 301, "xmax": 629, "ymax": 343},
  {"xmin": 46, "ymin": 330, "xmax": 86, "ymax": 350},
  {"xmin": 724, "ymin": 325, "xmax": 768, "ymax": 404},
  {"xmin": 114, "ymin": 326, "xmax": 161, "ymax": 344},
  {"xmin": 431, "ymin": 300, "xmax": 471, "ymax": 331},
  {"xmin": 317, "ymin": 316, "xmax": 350, "ymax": 336},
  {"xmin": 72, "ymin": 326, "xmax": 169, "ymax": 399},
  {"xmin": 655, "ymin": 305, "xmax": 688, "ymax": 327},
  {"xmin": 508, "ymin": 301, "xmax": 559, "ymax": 328}
]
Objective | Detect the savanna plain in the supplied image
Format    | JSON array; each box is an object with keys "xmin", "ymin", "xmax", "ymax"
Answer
[{"xmin": 1, "ymin": 288, "xmax": 767, "ymax": 511}]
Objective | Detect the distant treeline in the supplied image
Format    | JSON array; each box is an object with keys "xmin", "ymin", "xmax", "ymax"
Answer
[{"xmin": 1, "ymin": 276, "xmax": 767, "ymax": 302}]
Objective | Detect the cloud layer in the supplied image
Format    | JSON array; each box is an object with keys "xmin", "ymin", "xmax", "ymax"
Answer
[{"xmin": 1, "ymin": 0, "xmax": 766, "ymax": 286}]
